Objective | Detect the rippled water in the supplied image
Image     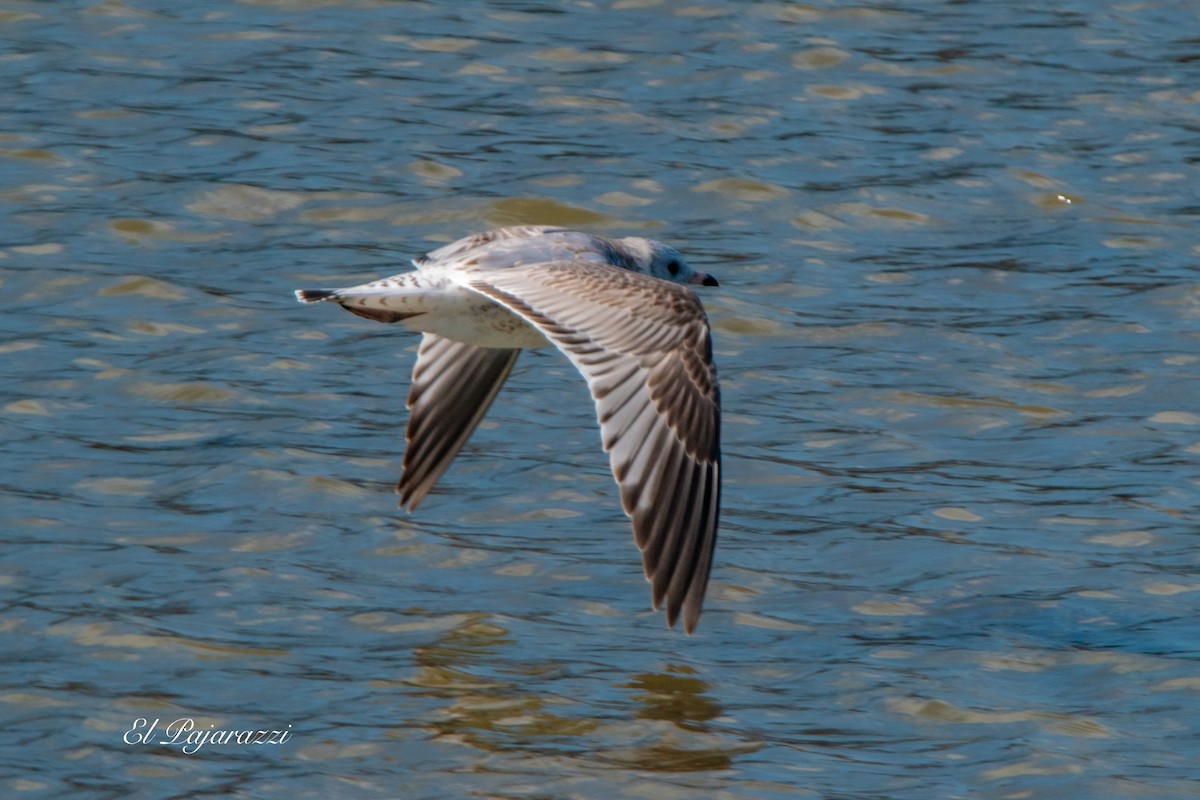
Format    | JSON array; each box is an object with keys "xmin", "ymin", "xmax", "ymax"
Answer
[{"xmin": 3, "ymin": 0, "xmax": 1199, "ymax": 797}]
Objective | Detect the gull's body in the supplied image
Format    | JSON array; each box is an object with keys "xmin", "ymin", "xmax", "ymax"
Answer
[{"xmin": 295, "ymin": 225, "xmax": 720, "ymax": 632}]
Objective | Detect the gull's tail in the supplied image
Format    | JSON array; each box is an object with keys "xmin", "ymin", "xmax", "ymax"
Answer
[
  {"xmin": 293, "ymin": 284, "xmax": 426, "ymax": 324},
  {"xmin": 295, "ymin": 289, "xmax": 337, "ymax": 303}
]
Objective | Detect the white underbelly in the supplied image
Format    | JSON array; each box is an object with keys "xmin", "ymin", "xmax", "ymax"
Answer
[{"xmin": 401, "ymin": 298, "xmax": 550, "ymax": 349}]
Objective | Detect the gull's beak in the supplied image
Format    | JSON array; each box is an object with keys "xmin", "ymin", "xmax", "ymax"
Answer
[{"xmin": 691, "ymin": 272, "xmax": 720, "ymax": 287}]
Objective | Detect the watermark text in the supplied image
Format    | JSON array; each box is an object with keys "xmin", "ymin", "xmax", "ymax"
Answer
[{"xmin": 124, "ymin": 718, "xmax": 292, "ymax": 755}]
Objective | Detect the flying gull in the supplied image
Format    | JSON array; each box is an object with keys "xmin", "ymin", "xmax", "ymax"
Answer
[{"xmin": 295, "ymin": 225, "xmax": 720, "ymax": 632}]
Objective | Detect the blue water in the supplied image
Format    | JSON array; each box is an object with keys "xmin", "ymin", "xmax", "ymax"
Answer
[{"xmin": 2, "ymin": 1, "xmax": 1198, "ymax": 798}]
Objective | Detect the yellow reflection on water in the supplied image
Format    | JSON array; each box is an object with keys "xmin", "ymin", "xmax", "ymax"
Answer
[
  {"xmin": 384, "ymin": 619, "xmax": 757, "ymax": 771},
  {"xmin": 622, "ymin": 666, "xmax": 720, "ymax": 727},
  {"xmin": 483, "ymin": 197, "xmax": 614, "ymax": 228}
]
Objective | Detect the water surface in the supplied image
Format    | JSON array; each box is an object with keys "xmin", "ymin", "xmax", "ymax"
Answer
[{"xmin": 2, "ymin": 1, "xmax": 1198, "ymax": 798}]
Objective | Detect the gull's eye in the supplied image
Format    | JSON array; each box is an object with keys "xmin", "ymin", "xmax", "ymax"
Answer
[{"xmin": 666, "ymin": 260, "xmax": 681, "ymax": 276}]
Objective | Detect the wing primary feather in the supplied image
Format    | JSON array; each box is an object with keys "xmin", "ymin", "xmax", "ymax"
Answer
[
  {"xmin": 664, "ymin": 462, "xmax": 716, "ymax": 629},
  {"xmin": 397, "ymin": 336, "xmax": 519, "ymax": 511},
  {"xmin": 652, "ymin": 457, "xmax": 702, "ymax": 621},
  {"xmin": 460, "ymin": 262, "xmax": 720, "ymax": 632},
  {"xmin": 644, "ymin": 453, "xmax": 695, "ymax": 601},
  {"xmin": 680, "ymin": 464, "xmax": 720, "ymax": 633}
]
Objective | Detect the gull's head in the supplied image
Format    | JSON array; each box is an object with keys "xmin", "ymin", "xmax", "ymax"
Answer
[{"xmin": 620, "ymin": 237, "xmax": 719, "ymax": 288}]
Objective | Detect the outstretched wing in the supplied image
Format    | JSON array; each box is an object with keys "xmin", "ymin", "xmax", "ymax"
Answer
[
  {"xmin": 398, "ymin": 334, "xmax": 520, "ymax": 511},
  {"xmin": 414, "ymin": 225, "xmax": 567, "ymax": 266},
  {"xmin": 463, "ymin": 262, "xmax": 720, "ymax": 633}
]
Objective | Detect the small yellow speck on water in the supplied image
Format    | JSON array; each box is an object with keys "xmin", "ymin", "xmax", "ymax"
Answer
[
  {"xmin": 495, "ymin": 563, "xmax": 537, "ymax": 578},
  {"xmin": 73, "ymin": 358, "xmax": 112, "ymax": 369},
  {"xmin": 1042, "ymin": 516, "xmax": 1116, "ymax": 527},
  {"xmin": 5, "ymin": 399, "xmax": 49, "ymax": 415},
  {"xmin": 803, "ymin": 438, "xmax": 848, "ymax": 449},
  {"xmin": 109, "ymin": 218, "xmax": 156, "ymax": 236},
  {"xmin": 12, "ymin": 243, "xmax": 63, "ymax": 255},
  {"xmin": 715, "ymin": 317, "xmax": 784, "ymax": 336},
  {"xmin": 595, "ymin": 191, "xmax": 653, "ymax": 207},
  {"xmin": 871, "ymin": 649, "xmax": 914, "ymax": 660},
  {"xmin": 0, "ymin": 149, "xmax": 69, "ymax": 166},
  {"xmin": 675, "ymin": 5, "xmax": 729, "ymax": 17},
  {"xmin": 306, "ymin": 476, "xmax": 369, "ymax": 498},
  {"xmin": 484, "ymin": 197, "xmax": 610, "ymax": 227},
  {"xmin": 128, "ymin": 322, "xmax": 206, "ymax": 336},
  {"xmin": 231, "ymin": 533, "xmax": 309, "ymax": 553},
  {"xmin": 822, "ymin": 203, "xmax": 930, "ymax": 226},
  {"xmin": 805, "ymin": 84, "xmax": 885, "ymax": 101},
  {"xmin": 125, "ymin": 432, "xmax": 208, "ymax": 444},
  {"xmin": 407, "ymin": 159, "xmax": 463, "ymax": 182},
  {"xmin": 1083, "ymin": 384, "xmax": 1145, "ymax": 398},
  {"xmin": 458, "ymin": 63, "xmax": 506, "ymax": 76},
  {"xmin": 933, "ymin": 507, "xmax": 983, "ymax": 522},
  {"xmin": 693, "ymin": 178, "xmax": 788, "ymax": 202},
  {"xmin": 732, "ymin": 613, "xmax": 812, "ymax": 631},
  {"xmin": 792, "ymin": 209, "xmax": 846, "ymax": 230},
  {"xmin": 0, "ymin": 693, "xmax": 69, "ymax": 709},
  {"xmin": 532, "ymin": 47, "xmax": 629, "ymax": 64},
  {"xmin": 578, "ymin": 602, "xmax": 622, "ymax": 619},
  {"xmin": 1086, "ymin": 531, "xmax": 1153, "ymax": 548},
  {"xmin": 852, "ymin": 600, "xmax": 926, "ymax": 617},
  {"xmin": 382, "ymin": 35, "xmax": 477, "ymax": 53},
  {"xmin": 1075, "ymin": 590, "xmax": 1120, "ymax": 599},
  {"xmin": 1149, "ymin": 411, "xmax": 1200, "ymax": 425},
  {"xmin": 128, "ymin": 382, "xmax": 233, "ymax": 404},
  {"xmin": 75, "ymin": 477, "xmax": 154, "ymax": 496},
  {"xmin": 531, "ymin": 175, "xmax": 585, "ymax": 189},
  {"xmin": 1103, "ymin": 236, "xmax": 1163, "ymax": 250},
  {"xmin": 978, "ymin": 654, "xmax": 1056, "ymax": 673},
  {"xmin": 1010, "ymin": 169, "xmax": 1060, "ymax": 188},
  {"xmin": 873, "ymin": 207, "xmax": 931, "ymax": 223},
  {"xmin": 108, "ymin": 219, "xmax": 225, "ymax": 244},
  {"xmin": 243, "ymin": 124, "xmax": 292, "ymax": 136},
  {"xmin": 866, "ymin": 272, "xmax": 915, "ymax": 284},
  {"xmin": 432, "ymin": 549, "xmax": 490, "ymax": 570},
  {"xmin": 1143, "ymin": 582, "xmax": 1198, "ymax": 596},
  {"xmin": 516, "ymin": 508, "xmax": 583, "ymax": 522},
  {"xmin": 265, "ymin": 359, "xmax": 311, "ymax": 371},
  {"xmin": 920, "ymin": 147, "xmax": 962, "ymax": 160},
  {"xmin": 792, "ymin": 47, "xmax": 850, "ymax": 69},
  {"xmin": 187, "ymin": 184, "xmax": 305, "ymax": 222},
  {"xmin": 374, "ymin": 616, "xmax": 483, "ymax": 635},
  {"xmin": 84, "ymin": 0, "xmax": 155, "ymax": 18},
  {"xmin": 294, "ymin": 742, "xmax": 382, "ymax": 761},
  {"xmin": 983, "ymin": 762, "xmax": 1085, "ymax": 781},
  {"xmin": 98, "ymin": 277, "xmax": 183, "ymax": 298},
  {"xmin": 1033, "ymin": 193, "xmax": 1083, "ymax": 208}
]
